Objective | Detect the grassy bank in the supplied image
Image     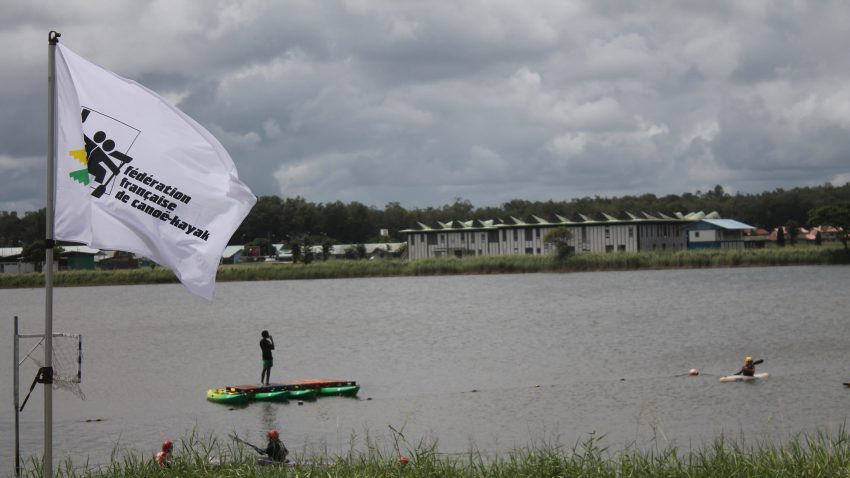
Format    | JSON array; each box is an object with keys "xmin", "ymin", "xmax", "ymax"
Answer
[
  {"xmin": 1, "ymin": 246, "xmax": 847, "ymax": 289},
  {"xmin": 18, "ymin": 430, "xmax": 850, "ymax": 477}
]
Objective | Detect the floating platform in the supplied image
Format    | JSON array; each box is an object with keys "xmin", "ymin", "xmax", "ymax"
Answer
[{"xmin": 207, "ymin": 379, "xmax": 358, "ymax": 404}]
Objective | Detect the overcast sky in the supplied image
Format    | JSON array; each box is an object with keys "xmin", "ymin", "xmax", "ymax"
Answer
[{"xmin": 2, "ymin": 1, "xmax": 849, "ymax": 214}]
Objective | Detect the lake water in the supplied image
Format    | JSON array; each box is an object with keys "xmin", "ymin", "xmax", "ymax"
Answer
[{"xmin": 1, "ymin": 265, "xmax": 849, "ymax": 472}]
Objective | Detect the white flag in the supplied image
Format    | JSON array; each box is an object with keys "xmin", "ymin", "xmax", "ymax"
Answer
[{"xmin": 54, "ymin": 43, "xmax": 257, "ymax": 300}]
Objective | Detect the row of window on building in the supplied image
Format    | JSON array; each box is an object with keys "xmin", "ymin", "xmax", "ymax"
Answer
[{"xmin": 402, "ymin": 216, "xmax": 750, "ymax": 260}]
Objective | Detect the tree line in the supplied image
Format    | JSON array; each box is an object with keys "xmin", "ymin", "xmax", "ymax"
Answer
[{"xmin": 2, "ymin": 182, "xmax": 849, "ymax": 249}]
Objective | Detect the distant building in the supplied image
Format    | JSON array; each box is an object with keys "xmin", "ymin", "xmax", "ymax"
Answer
[
  {"xmin": 1, "ymin": 246, "xmax": 97, "ymax": 272},
  {"xmin": 60, "ymin": 245, "xmax": 99, "ymax": 270},
  {"xmin": 401, "ymin": 211, "xmax": 731, "ymax": 260},
  {"xmin": 98, "ymin": 250, "xmax": 139, "ymax": 270},
  {"xmin": 0, "ymin": 246, "xmax": 23, "ymax": 259},
  {"xmin": 1, "ymin": 262, "xmax": 35, "ymax": 273},
  {"xmin": 800, "ymin": 225, "xmax": 844, "ymax": 243},
  {"xmin": 0, "ymin": 247, "xmax": 23, "ymax": 273},
  {"xmin": 221, "ymin": 245, "xmax": 247, "ymax": 264},
  {"xmin": 222, "ymin": 242, "xmax": 406, "ymax": 263},
  {"xmin": 299, "ymin": 243, "xmax": 404, "ymax": 260},
  {"xmin": 685, "ymin": 219, "xmax": 755, "ymax": 249},
  {"xmin": 743, "ymin": 228, "xmax": 770, "ymax": 248}
]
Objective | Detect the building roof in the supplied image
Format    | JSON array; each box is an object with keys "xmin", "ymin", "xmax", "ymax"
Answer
[
  {"xmin": 697, "ymin": 218, "xmax": 755, "ymax": 230},
  {"xmin": 222, "ymin": 245, "xmax": 245, "ymax": 259},
  {"xmin": 307, "ymin": 243, "xmax": 405, "ymax": 255},
  {"xmin": 0, "ymin": 246, "xmax": 23, "ymax": 258},
  {"xmin": 61, "ymin": 245, "xmax": 101, "ymax": 255},
  {"xmin": 400, "ymin": 211, "xmax": 724, "ymax": 233}
]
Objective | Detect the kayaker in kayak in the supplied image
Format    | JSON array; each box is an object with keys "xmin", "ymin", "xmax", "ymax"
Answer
[
  {"xmin": 260, "ymin": 330, "xmax": 275, "ymax": 385},
  {"xmin": 231, "ymin": 430, "xmax": 289, "ymax": 465},
  {"xmin": 154, "ymin": 439, "xmax": 173, "ymax": 467},
  {"xmin": 737, "ymin": 357, "xmax": 756, "ymax": 377},
  {"xmin": 259, "ymin": 429, "xmax": 288, "ymax": 465}
]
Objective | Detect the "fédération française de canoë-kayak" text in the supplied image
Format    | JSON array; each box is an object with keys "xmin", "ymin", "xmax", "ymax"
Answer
[{"xmin": 112, "ymin": 165, "xmax": 210, "ymax": 241}]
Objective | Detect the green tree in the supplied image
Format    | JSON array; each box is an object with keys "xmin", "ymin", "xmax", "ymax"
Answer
[
  {"xmin": 0, "ymin": 211, "xmax": 23, "ymax": 246},
  {"xmin": 345, "ymin": 202, "xmax": 377, "ymax": 243},
  {"xmin": 382, "ymin": 201, "xmax": 411, "ymax": 241},
  {"xmin": 443, "ymin": 197, "xmax": 474, "ymax": 220},
  {"xmin": 776, "ymin": 228, "xmax": 785, "ymax": 247},
  {"xmin": 9, "ymin": 181, "xmax": 850, "ymax": 249},
  {"xmin": 289, "ymin": 241, "xmax": 302, "ymax": 263},
  {"xmin": 320, "ymin": 200, "xmax": 348, "ymax": 242},
  {"xmin": 543, "ymin": 227, "xmax": 574, "ymax": 260},
  {"xmin": 357, "ymin": 244, "xmax": 367, "ymax": 259},
  {"xmin": 809, "ymin": 204, "xmax": 850, "ymax": 251},
  {"xmin": 282, "ymin": 196, "xmax": 320, "ymax": 237},
  {"xmin": 321, "ymin": 239, "xmax": 334, "ymax": 261},
  {"xmin": 344, "ymin": 245, "xmax": 358, "ymax": 259},
  {"xmin": 785, "ymin": 220, "xmax": 800, "ymax": 245},
  {"xmin": 19, "ymin": 209, "xmax": 46, "ymax": 244},
  {"xmin": 232, "ymin": 195, "xmax": 282, "ymax": 245},
  {"xmin": 301, "ymin": 236, "xmax": 314, "ymax": 264},
  {"xmin": 21, "ymin": 240, "xmax": 63, "ymax": 264}
]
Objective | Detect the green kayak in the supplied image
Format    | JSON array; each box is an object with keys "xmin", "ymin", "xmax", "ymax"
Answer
[
  {"xmin": 252, "ymin": 389, "xmax": 291, "ymax": 401},
  {"xmin": 207, "ymin": 388, "xmax": 249, "ymax": 405},
  {"xmin": 286, "ymin": 388, "xmax": 319, "ymax": 399},
  {"xmin": 319, "ymin": 384, "xmax": 360, "ymax": 397}
]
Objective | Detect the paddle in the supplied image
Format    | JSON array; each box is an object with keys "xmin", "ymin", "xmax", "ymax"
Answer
[
  {"xmin": 733, "ymin": 359, "xmax": 763, "ymax": 375},
  {"xmin": 231, "ymin": 432, "xmax": 292, "ymax": 466},
  {"xmin": 230, "ymin": 433, "xmax": 265, "ymax": 455}
]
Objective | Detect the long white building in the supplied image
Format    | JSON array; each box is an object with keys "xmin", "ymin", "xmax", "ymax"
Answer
[{"xmin": 402, "ymin": 211, "xmax": 731, "ymax": 260}]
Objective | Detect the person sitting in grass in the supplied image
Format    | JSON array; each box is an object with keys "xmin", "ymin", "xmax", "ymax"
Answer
[{"xmin": 154, "ymin": 439, "xmax": 173, "ymax": 467}]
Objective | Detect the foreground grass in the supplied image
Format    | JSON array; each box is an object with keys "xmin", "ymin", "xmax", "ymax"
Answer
[
  {"xmin": 1, "ymin": 245, "xmax": 847, "ymax": 289},
  {"xmin": 19, "ymin": 430, "xmax": 850, "ymax": 477}
]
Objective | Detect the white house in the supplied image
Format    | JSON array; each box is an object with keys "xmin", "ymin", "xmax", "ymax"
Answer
[{"xmin": 686, "ymin": 218, "xmax": 756, "ymax": 249}]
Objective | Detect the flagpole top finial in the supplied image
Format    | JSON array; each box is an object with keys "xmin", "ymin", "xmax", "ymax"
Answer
[{"xmin": 49, "ymin": 31, "xmax": 61, "ymax": 44}]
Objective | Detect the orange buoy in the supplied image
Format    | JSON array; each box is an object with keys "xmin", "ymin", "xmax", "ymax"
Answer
[{"xmin": 688, "ymin": 368, "xmax": 699, "ymax": 376}]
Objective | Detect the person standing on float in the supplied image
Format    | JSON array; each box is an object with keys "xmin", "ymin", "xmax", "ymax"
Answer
[{"xmin": 260, "ymin": 330, "xmax": 275, "ymax": 385}]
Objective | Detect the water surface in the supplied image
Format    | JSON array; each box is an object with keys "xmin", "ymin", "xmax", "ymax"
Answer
[{"xmin": 1, "ymin": 266, "xmax": 849, "ymax": 471}]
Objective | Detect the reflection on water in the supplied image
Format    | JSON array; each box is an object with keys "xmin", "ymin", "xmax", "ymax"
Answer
[
  {"xmin": 260, "ymin": 402, "xmax": 277, "ymax": 432},
  {"xmin": 1, "ymin": 265, "xmax": 849, "ymax": 468}
]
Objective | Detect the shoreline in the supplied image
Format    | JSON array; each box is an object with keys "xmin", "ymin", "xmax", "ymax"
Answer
[
  {"xmin": 15, "ymin": 429, "xmax": 850, "ymax": 477},
  {"xmin": 1, "ymin": 246, "xmax": 847, "ymax": 289}
]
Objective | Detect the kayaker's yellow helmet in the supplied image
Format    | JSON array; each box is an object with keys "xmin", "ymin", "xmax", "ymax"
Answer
[{"xmin": 745, "ymin": 357, "xmax": 753, "ymax": 363}]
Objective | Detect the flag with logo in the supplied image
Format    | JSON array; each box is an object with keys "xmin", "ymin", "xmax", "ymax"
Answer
[{"xmin": 54, "ymin": 44, "xmax": 257, "ymax": 300}]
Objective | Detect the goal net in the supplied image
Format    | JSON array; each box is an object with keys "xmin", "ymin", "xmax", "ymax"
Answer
[{"xmin": 18, "ymin": 332, "xmax": 85, "ymax": 400}]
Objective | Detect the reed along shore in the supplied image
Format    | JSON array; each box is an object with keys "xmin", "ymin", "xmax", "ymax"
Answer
[{"xmin": 16, "ymin": 430, "xmax": 850, "ymax": 478}]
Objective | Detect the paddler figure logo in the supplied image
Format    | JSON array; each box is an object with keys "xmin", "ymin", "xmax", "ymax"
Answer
[{"xmin": 68, "ymin": 107, "xmax": 140, "ymax": 198}]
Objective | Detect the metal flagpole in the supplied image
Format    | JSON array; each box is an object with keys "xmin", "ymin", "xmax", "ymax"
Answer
[
  {"xmin": 44, "ymin": 30, "xmax": 61, "ymax": 478},
  {"xmin": 14, "ymin": 316, "xmax": 21, "ymax": 478}
]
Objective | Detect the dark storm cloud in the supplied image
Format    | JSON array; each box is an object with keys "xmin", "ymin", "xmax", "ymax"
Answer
[{"xmin": 1, "ymin": 0, "xmax": 849, "ymax": 214}]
